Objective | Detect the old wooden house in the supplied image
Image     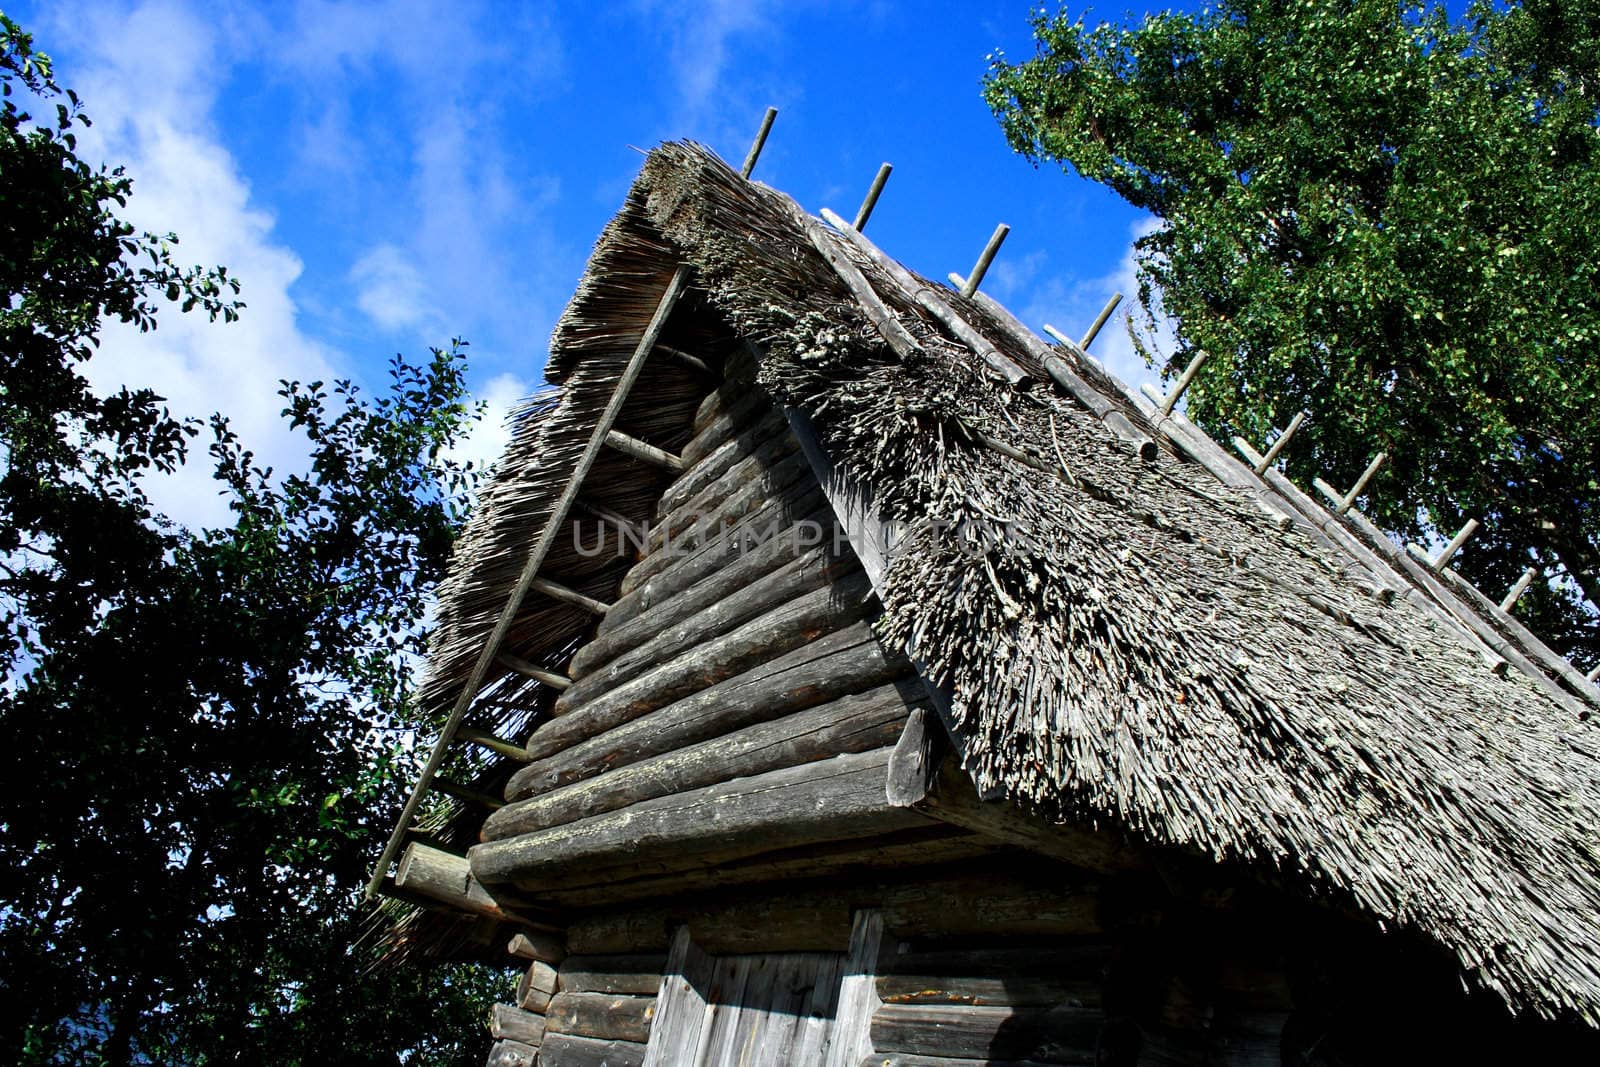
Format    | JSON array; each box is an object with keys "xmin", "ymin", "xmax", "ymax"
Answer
[{"xmin": 369, "ymin": 131, "xmax": 1600, "ymax": 1066}]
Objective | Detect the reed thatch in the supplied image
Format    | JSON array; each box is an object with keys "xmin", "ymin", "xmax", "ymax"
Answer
[{"xmin": 420, "ymin": 141, "xmax": 1600, "ymax": 1025}]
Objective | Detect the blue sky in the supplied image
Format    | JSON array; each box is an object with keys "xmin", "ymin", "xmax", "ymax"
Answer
[{"xmin": 16, "ymin": 1, "xmax": 1166, "ymax": 526}]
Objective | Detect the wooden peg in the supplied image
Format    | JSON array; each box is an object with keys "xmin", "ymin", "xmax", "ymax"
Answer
[
  {"xmin": 853, "ymin": 163, "xmax": 893, "ymax": 231},
  {"xmin": 1586, "ymin": 663, "xmax": 1599, "ymax": 684},
  {"xmin": 1432, "ymin": 519, "xmax": 1480, "ymax": 569},
  {"xmin": 1255, "ymin": 411, "xmax": 1307, "ymax": 473},
  {"xmin": 1313, "ymin": 452, "xmax": 1388, "ymax": 514},
  {"xmin": 496, "ymin": 652, "xmax": 572, "ymax": 690},
  {"xmin": 1230, "ymin": 410, "xmax": 1307, "ymax": 477},
  {"xmin": 456, "ymin": 725, "xmax": 528, "ymax": 761},
  {"xmin": 1080, "ymin": 292, "xmax": 1124, "ymax": 350},
  {"xmin": 1500, "ymin": 567, "xmax": 1537, "ymax": 612},
  {"xmin": 740, "ymin": 107, "xmax": 777, "ymax": 179},
  {"xmin": 1155, "ymin": 350, "xmax": 1209, "ymax": 415},
  {"xmin": 959, "ymin": 223, "xmax": 1010, "ymax": 297}
]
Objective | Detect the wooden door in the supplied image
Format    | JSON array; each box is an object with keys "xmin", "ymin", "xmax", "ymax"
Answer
[{"xmin": 642, "ymin": 911, "xmax": 881, "ymax": 1066}]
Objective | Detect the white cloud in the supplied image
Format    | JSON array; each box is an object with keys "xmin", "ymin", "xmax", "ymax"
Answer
[
  {"xmin": 351, "ymin": 244, "xmax": 438, "ymax": 333},
  {"xmin": 41, "ymin": 0, "xmax": 338, "ymax": 529}
]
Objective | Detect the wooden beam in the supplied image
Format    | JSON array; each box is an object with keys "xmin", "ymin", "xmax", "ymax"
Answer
[
  {"xmin": 496, "ymin": 651, "xmax": 572, "ymax": 691},
  {"xmin": 457, "ymin": 725, "xmax": 528, "ymax": 761},
  {"xmin": 901, "ymin": 759, "xmax": 1148, "ymax": 875},
  {"xmin": 825, "ymin": 910, "xmax": 885, "ymax": 1067},
  {"xmin": 1150, "ymin": 349, "xmax": 1210, "ymax": 415},
  {"xmin": 433, "ymin": 776, "xmax": 505, "ymax": 810},
  {"xmin": 530, "ymin": 575, "xmax": 611, "ymax": 616},
  {"xmin": 1312, "ymin": 451, "xmax": 1387, "ymax": 515},
  {"xmin": 870, "ymin": 1002, "xmax": 1100, "ymax": 1063},
  {"xmin": 558, "ymin": 956, "xmax": 669, "ymax": 996},
  {"xmin": 653, "ymin": 342, "xmax": 711, "ymax": 374},
  {"xmin": 956, "ymin": 288, "xmax": 1156, "ymax": 462},
  {"xmin": 538, "ymin": 1034, "xmax": 645, "ymax": 1067},
  {"xmin": 394, "ymin": 843, "xmax": 526, "ymax": 925},
  {"xmin": 471, "ymin": 747, "xmax": 933, "ymax": 890},
  {"xmin": 803, "ymin": 214, "xmax": 918, "ymax": 358},
  {"xmin": 538, "ymin": 826, "xmax": 988, "ymax": 911},
  {"xmin": 819, "ymin": 207, "xmax": 1029, "ymax": 385},
  {"xmin": 508, "ymin": 930, "xmax": 569, "ymax": 965},
  {"xmin": 605, "ymin": 429, "xmax": 684, "ymax": 471},
  {"xmin": 366, "ymin": 263, "xmax": 691, "ymax": 897}
]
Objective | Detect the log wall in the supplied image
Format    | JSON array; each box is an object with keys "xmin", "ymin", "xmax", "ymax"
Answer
[{"xmin": 469, "ymin": 374, "xmax": 934, "ymax": 899}]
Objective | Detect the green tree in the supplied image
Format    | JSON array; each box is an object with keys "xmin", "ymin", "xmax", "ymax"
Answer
[
  {"xmin": 1, "ymin": 15, "xmax": 499, "ymax": 1063},
  {"xmin": 986, "ymin": 0, "xmax": 1599, "ymax": 666}
]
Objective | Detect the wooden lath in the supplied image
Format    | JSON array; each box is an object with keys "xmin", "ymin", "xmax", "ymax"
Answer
[{"xmin": 366, "ymin": 109, "xmax": 781, "ymax": 900}]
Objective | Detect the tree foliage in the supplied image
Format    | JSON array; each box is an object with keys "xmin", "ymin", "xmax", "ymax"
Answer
[
  {"xmin": 986, "ymin": 0, "xmax": 1600, "ymax": 665},
  {"xmin": 1, "ymin": 15, "xmax": 499, "ymax": 1064}
]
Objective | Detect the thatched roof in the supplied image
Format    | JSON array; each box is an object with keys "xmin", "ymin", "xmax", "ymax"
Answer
[{"xmin": 419, "ymin": 142, "xmax": 1600, "ymax": 1025}]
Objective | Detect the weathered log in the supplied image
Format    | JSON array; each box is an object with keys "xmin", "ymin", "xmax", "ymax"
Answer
[
  {"xmin": 568, "ymin": 505, "xmax": 838, "ymax": 680},
  {"xmin": 620, "ymin": 479, "xmax": 827, "ymax": 621},
  {"xmin": 555, "ymin": 544, "xmax": 857, "ymax": 716},
  {"xmin": 475, "ymin": 747, "xmax": 932, "ymax": 890},
  {"xmin": 570, "ymin": 890, "xmax": 854, "ymax": 956},
  {"xmin": 507, "ymin": 622, "xmax": 907, "ymax": 800},
  {"xmin": 801, "ymin": 213, "xmax": 918, "ymax": 358},
  {"xmin": 880, "ymin": 876, "xmax": 1105, "ymax": 941},
  {"xmin": 605, "ymin": 428, "xmax": 683, "ymax": 471},
  {"xmin": 394, "ymin": 843, "xmax": 526, "ymax": 925},
  {"xmin": 686, "ymin": 379, "xmax": 768, "ymax": 453},
  {"xmin": 528, "ymin": 574, "xmax": 611, "ymax": 617},
  {"xmin": 514, "ymin": 959, "xmax": 556, "ymax": 1013},
  {"xmin": 485, "ymin": 681, "xmax": 914, "ymax": 839},
  {"xmin": 536, "ymin": 1033, "xmax": 645, "ymax": 1067},
  {"xmin": 517, "ymin": 573, "xmax": 878, "ymax": 767},
  {"xmin": 646, "ymin": 423, "xmax": 806, "ymax": 558},
  {"xmin": 539, "ymin": 826, "xmax": 989, "ymax": 911},
  {"xmin": 485, "ymin": 1039, "xmax": 537, "ymax": 1067},
  {"xmin": 489, "ymin": 1003, "xmax": 546, "ymax": 1046},
  {"xmin": 546, "ymin": 992, "xmax": 656, "ymax": 1044},
  {"xmin": 530, "ymin": 569, "xmax": 873, "ymax": 758},
  {"xmin": 655, "ymin": 408, "xmax": 788, "ymax": 520},
  {"xmin": 903, "ymin": 759, "xmax": 1148, "ymax": 876},
  {"xmin": 876, "ymin": 974, "xmax": 1103, "ymax": 1010},
  {"xmin": 507, "ymin": 930, "xmax": 568, "ymax": 965},
  {"xmin": 558, "ymin": 955, "xmax": 668, "ymax": 995},
  {"xmin": 879, "ymin": 943, "xmax": 1117, "ymax": 981},
  {"xmin": 624, "ymin": 436, "xmax": 812, "ymax": 592},
  {"xmin": 870, "ymin": 1002, "xmax": 1101, "ymax": 1063}
]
